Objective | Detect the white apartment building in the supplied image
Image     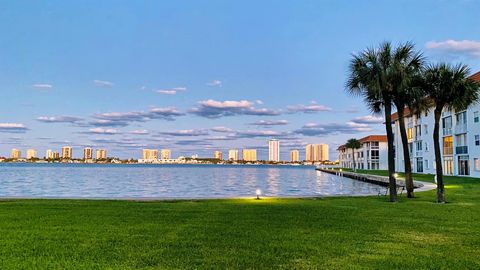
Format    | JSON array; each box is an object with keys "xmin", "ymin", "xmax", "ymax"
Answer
[
  {"xmin": 338, "ymin": 135, "xmax": 388, "ymax": 170},
  {"xmin": 160, "ymin": 149, "xmax": 171, "ymax": 160},
  {"xmin": 228, "ymin": 149, "xmax": 239, "ymax": 161},
  {"xmin": 268, "ymin": 139, "xmax": 280, "ymax": 162},
  {"xmin": 26, "ymin": 149, "xmax": 37, "ymax": 159},
  {"xmin": 214, "ymin": 151, "xmax": 223, "ymax": 160},
  {"xmin": 392, "ymin": 72, "xmax": 480, "ymax": 177}
]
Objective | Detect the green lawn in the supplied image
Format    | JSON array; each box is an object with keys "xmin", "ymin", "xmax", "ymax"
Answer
[{"xmin": 1, "ymin": 174, "xmax": 480, "ymax": 269}]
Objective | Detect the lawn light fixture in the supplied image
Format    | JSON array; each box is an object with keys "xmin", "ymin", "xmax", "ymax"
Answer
[
  {"xmin": 256, "ymin": 188, "xmax": 262, "ymax": 200},
  {"xmin": 394, "ymin": 173, "xmax": 399, "ymax": 178}
]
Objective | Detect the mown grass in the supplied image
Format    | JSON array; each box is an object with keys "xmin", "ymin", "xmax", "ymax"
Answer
[{"xmin": 0, "ymin": 173, "xmax": 479, "ymax": 269}]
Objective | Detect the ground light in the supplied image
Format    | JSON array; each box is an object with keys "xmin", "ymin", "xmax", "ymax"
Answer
[{"xmin": 256, "ymin": 188, "xmax": 261, "ymax": 200}]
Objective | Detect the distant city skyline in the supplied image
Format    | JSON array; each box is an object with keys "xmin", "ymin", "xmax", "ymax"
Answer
[{"xmin": 0, "ymin": 1, "xmax": 479, "ymax": 159}]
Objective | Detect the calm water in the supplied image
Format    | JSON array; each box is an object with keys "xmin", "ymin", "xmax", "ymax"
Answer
[{"xmin": 0, "ymin": 163, "xmax": 383, "ymax": 199}]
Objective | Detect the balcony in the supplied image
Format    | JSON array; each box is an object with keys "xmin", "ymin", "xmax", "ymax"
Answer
[
  {"xmin": 456, "ymin": 146, "xmax": 468, "ymax": 155},
  {"xmin": 415, "ymin": 151, "xmax": 423, "ymax": 157},
  {"xmin": 455, "ymin": 124, "xmax": 467, "ymax": 134},
  {"xmin": 443, "ymin": 128, "xmax": 452, "ymax": 136}
]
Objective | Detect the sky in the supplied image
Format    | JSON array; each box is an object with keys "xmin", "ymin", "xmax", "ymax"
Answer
[{"xmin": 0, "ymin": 0, "xmax": 479, "ymax": 160}]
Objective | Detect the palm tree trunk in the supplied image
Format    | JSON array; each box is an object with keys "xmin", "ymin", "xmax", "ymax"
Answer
[
  {"xmin": 397, "ymin": 109, "xmax": 415, "ymax": 198},
  {"xmin": 352, "ymin": 148, "xmax": 356, "ymax": 172},
  {"xmin": 433, "ymin": 107, "xmax": 445, "ymax": 203},
  {"xmin": 384, "ymin": 100, "xmax": 398, "ymax": 202}
]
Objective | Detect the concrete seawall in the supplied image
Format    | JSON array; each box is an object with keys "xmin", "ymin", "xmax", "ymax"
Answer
[{"xmin": 316, "ymin": 169, "xmax": 436, "ymax": 192}]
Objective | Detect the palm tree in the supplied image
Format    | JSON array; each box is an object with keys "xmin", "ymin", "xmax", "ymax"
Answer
[
  {"xmin": 418, "ymin": 63, "xmax": 480, "ymax": 203},
  {"xmin": 347, "ymin": 42, "xmax": 403, "ymax": 202},
  {"xmin": 389, "ymin": 42, "xmax": 425, "ymax": 198},
  {"xmin": 345, "ymin": 138, "xmax": 361, "ymax": 172}
]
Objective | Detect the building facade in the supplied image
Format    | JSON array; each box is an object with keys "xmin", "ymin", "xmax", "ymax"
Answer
[
  {"xmin": 338, "ymin": 135, "xmax": 388, "ymax": 170},
  {"xmin": 214, "ymin": 151, "xmax": 223, "ymax": 160},
  {"xmin": 305, "ymin": 144, "xmax": 329, "ymax": 162},
  {"xmin": 392, "ymin": 71, "xmax": 480, "ymax": 177},
  {"xmin": 268, "ymin": 139, "xmax": 280, "ymax": 162},
  {"xmin": 228, "ymin": 149, "xmax": 239, "ymax": 161},
  {"xmin": 242, "ymin": 149, "xmax": 257, "ymax": 161},
  {"xmin": 96, "ymin": 149, "xmax": 107, "ymax": 160},
  {"xmin": 142, "ymin": 149, "xmax": 158, "ymax": 161},
  {"xmin": 83, "ymin": 147, "xmax": 93, "ymax": 160},
  {"xmin": 26, "ymin": 149, "xmax": 37, "ymax": 159},
  {"xmin": 62, "ymin": 146, "xmax": 73, "ymax": 159},
  {"xmin": 160, "ymin": 149, "xmax": 171, "ymax": 160},
  {"xmin": 11, "ymin": 149, "xmax": 21, "ymax": 159},
  {"xmin": 290, "ymin": 150, "xmax": 300, "ymax": 162},
  {"xmin": 46, "ymin": 149, "xmax": 54, "ymax": 159}
]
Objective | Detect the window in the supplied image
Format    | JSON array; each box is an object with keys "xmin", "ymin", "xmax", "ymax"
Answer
[
  {"xmin": 458, "ymin": 156, "xmax": 470, "ymax": 176},
  {"xmin": 476, "ymin": 135, "xmax": 480, "ymax": 146},
  {"xmin": 425, "ymin": 160, "xmax": 429, "ymax": 170},
  {"xmin": 407, "ymin": 128, "xmax": 414, "ymax": 140},
  {"xmin": 425, "ymin": 111, "xmax": 429, "ymax": 117},
  {"xmin": 416, "ymin": 157, "xmax": 423, "ymax": 173},
  {"xmin": 408, "ymin": 143, "xmax": 413, "ymax": 155},
  {"xmin": 416, "ymin": 141, "xmax": 423, "ymax": 151},
  {"xmin": 443, "ymin": 136, "xmax": 453, "ymax": 155},
  {"xmin": 456, "ymin": 111, "xmax": 467, "ymax": 124},
  {"xmin": 442, "ymin": 116, "xmax": 452, "ymax": 135},
  {"xmin": 443, "ymin": 156, "xmax": 454, "ymax": 175},
  {"xmin": 425, "ymin": 142, "xmax": 429, "ymax": 152},
  {"xmin": 371, "ymin": 150, "xmax": 379, "ymax": 160},
  {"xmin": 475, "ymin": 158, "xmax": 480, "ymax": 171},
  {"xmin": 475, "ymin": 111, "xmax": 479, "ymax": 123},
  {"xmin": 424, "ymin": 124, "xmax": 428, "ymax": 134},
  {"xmin": 415, "ymin": 125, "xmax": 422, "ymax": 138}
]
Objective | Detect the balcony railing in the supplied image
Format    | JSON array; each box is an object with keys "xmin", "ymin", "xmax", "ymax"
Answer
[
  {"xmin": 455, "ymin": 124, "xmax": 467, "ymax": 134},
  {"xmin": 456, "ymin": 146, "xmax": 468, "ymax": 155},
  {"xmin": 443, "ymin": 147, "xmax": 453, "ymax": 155},
  {"xmin": 416, "ymin": 151, "xmax": 422, "ymax": 156},
  {"xmin": 443, "ymin": 128, "xmax": 452, "ymax": 136}
]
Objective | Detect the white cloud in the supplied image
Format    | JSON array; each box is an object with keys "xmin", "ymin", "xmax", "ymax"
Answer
[
  {"xmin": 426, "ymin": 40, "xmax": 480, "ymax": 57},
  {"xmin": 190, "ymin": 99, "xmax": 280, "ymax": 118},
  {"xmin": 0, "ymin": 123, "xmax": 28, "ymax": 133},
  {"xmin": 155, "ymin": 86, "xmax": 187, "ymax": 95},
  {"xmin": 32, "ymin": 83, "xmax": 53, "ymax": 89},
  {"xmin": 87, "ymin": 128, "xmax": 119, "ymax": 135},
  {"xmin": 351, "ymin": 115, "xmax": 384, "ymax": 124},
  {"xmin": 93, "ymin": 80, "xmax": 114, "ymax": 88},
  {"xmin": 206, "ymin": 80, "xmax": 222, "ymax": 87},
  {"xmin": 36, "ymin": 116, "xmax": 83, "ymax": 123},
  {"xmin": 156, "ymin": 90, "xmax": 177, "ymax": 95},
  {"xmin": 130, "ymin": 129, "xmax": 149, "ymax": 135},
  {"xmin": 287, "ymin": 103, "xmax": 332, "ymax": 113}
]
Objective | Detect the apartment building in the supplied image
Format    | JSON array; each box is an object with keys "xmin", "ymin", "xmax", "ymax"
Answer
[
  {"xmin": 290, "ymin": 150, "xmax": 300, "ymax": 162},
  {"xmin": 228, "ymin": 149, "xmax": 239, "ymax": 161},
  {"xmin": 268, "ymin": 139, "xmax": 280, "ymax": 162},
  {"xmin": 338, "ymin": 135, "xmax": 388, "ymax": 170},
  {"xmin": 305, "ymin": 144, "xmax": 329, "ymax": 162},
  {"xmin": 392, "ymin": 71, "xmax": 480, "ymax": 177},
  {"xmin": 62, "ymin": 146, "xmax": 73, "ymax": 159},
  {"xmin": 214, "ymin": 151, "xmax": 223, "ymax": 160},
  {"xmin": 242, "ymin": 149, "xmax": 257, "ymax": 162}
]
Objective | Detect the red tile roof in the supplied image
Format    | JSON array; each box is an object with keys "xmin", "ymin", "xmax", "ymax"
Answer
[
  {"xmin": 470, "ymin": 71, "xmax": 480, "ymax": 82},
  {"xmin": 337, "ymin": 135, "xmax": 388, "ymax": 150},
  {"xmin": 359, "ymin": 135, "xmax": 388, "ymax": 143}
]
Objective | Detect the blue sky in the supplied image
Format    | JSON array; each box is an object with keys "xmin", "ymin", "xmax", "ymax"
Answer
[{"xmin": 1, "ymin": 0, "xmax": 479, "ymax": 160}]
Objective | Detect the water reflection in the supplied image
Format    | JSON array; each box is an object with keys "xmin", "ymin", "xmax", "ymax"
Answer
[{"xmin": 0, "ymin": 164, "xmax": 383, "ymax": 198}]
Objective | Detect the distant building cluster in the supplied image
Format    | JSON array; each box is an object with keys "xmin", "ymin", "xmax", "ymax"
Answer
[
  {"xmin": 6, "ymin": 146, "xmax": 108, "ymax": 163},
  {"xmin": 2, "ymin": 139, "xmax": 331, "ymax": 165}
]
